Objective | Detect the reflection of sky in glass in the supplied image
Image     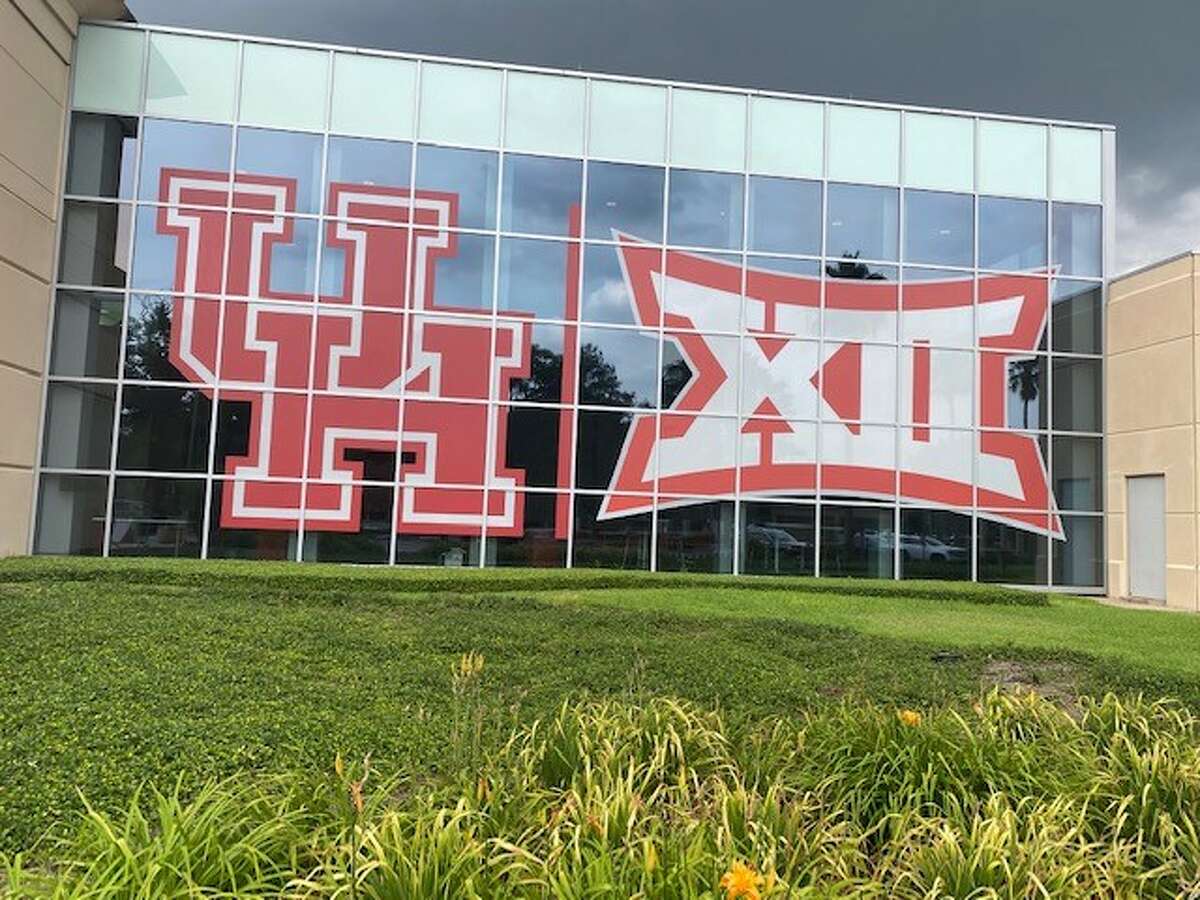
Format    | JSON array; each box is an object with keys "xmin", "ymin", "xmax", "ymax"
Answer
[
  {"xmin": 502, "ymin": 154, "xmax": 583, "ymax": 237},
  {"xmin": 415, "ymin": 145, "xmax": 498, "ymax": 229},
  {"xmin": 585, "ymin": 161, "xmax": 664, "ymax": 242},
  {"xmin": 579, "ymin": 325, "xmax": 658, "ymax": 407},
  {"xmin": 267, "ymin": 217, "xmax": 319, "ymax": 296},
  {"xmin": 1052, "ymin": 203, "xmax": 1102, "ymax": 278},
  {"xmin": 748, "ymin": 176, "xmax": 820, "ymax": 255},
  {"xmin": 428, "ymin": 232, "xmax": 494, "ymax": 311},
  {"xmin": 138, "ymin": 118, "xmax": 231, "ymax": 203},
  {"xmin": 498, "ymin": 238, "xmax": 569, "ymax": 318},
  {"xmin": 904, "ymin": 190, "xmax": 973, "ymax": 267},
  {"xmin": 582, "ymin": 243, "xmax": 638, "ymax": 325},
  {"xmin": 130, "ymin": 205, "xmax": 177, "ymax": 291},
  {"xmin": 826, "ymin": 183, "xmax": 898, "ymax": 261},
  {"xmin": 326, "ymin": 136, "xmax": 412, "ymax": 192},
  {"xmin": 668, "ymin": 169, "xmax": 743, "ymax": 250},
  {"xmin": 979, "ymin": 197, "xmax": 1046, "ymax": 271},
  {"xmin": 236, "ymin": 127, "xmax": 324, "ymax": 214}
]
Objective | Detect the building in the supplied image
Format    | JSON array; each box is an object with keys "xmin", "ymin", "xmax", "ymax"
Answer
[
  {"xmin": 1107, "ymin": 254, "xmax": 1200, "ymax": 609},
  {"xmin": 5, "ymin": 18, "xmax": 1115, "ymax": 588}
]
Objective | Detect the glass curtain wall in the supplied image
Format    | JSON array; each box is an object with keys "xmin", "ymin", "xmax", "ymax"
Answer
[{"xmin": 35, "ymin": 24, "xmax": 1108, "ymax": 587}]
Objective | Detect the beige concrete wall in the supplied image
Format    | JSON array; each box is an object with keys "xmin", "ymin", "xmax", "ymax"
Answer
[
  {"xmin": 1107, "ymin": 254, "xmax": 1200, "ymax": 609},
  {"xmin": 0, "ymin": 0, "xmax": 122, "ymax": 556}
]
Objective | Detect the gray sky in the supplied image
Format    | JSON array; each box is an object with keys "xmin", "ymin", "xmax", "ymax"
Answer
[{"xmin": 126, "ymin": 0, "xmax": 1200, "ymax": 274}]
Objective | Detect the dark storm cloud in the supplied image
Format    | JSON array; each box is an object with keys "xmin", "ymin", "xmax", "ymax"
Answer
[{"xmin": 125, "ymin": 0, "xmax": 1200, "ymax": 272}]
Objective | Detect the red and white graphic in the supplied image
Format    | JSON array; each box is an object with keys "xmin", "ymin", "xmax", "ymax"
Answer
[
  {"xmin": 599, "ymin": 235, "xmax": 1063, "ymax": 538},
  {"xmin": 159, "ymin": 168, "xmax": 533, "ymax": 535},
  {"xmin": 158, "ymin": 167, "xmax": 1061, "ymax": 541}
]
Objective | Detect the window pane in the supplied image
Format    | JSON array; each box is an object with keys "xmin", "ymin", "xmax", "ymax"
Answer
[
  {"xmin": 239, "ymin": 43, "xmax": 329, "ymax": 132},
  {"xmin": 1051, "ymin": 357, "xmax": 1101, "ymax": 433},
  {"xmin": 824, "ymin": 265, "xmax": 898, "ymax": 342},
  {"xmin": 826, "ymin": 183, "xmax": 898, "ymax": 261},
  {"xmin": 73, "ymin": 25, "xmax": 144, "ymax": 115},
  {"xmin": 899, "ymin": 509, "xmax": 971, "ymax": 580},
  {"xmin": 978, "ymin": 516, "xmax": 1048, "ymax": 584},
  {"xmin": 740, "ymin": 339, "xmax": 819, "ymax": 419},
  {"xmin": 978, "ymin": 120, "xmax": 1047, "ymax": 199},
  {"xmin": 505, "ymin": 71, "xmax": 585, "ymax": 157},
  {"xmin": 1051, "ymin": 279, "xmax": 1102, "ymax": 355},
  {"xmin": 326, "ymin": 136, "xmax": 412, "ymax": 195},
  {"xmin": 124, "ymin": 294, "xmax": 212, "ymax": 382},
  {"xmin": 904, "ymin": 113, "xmax": 973, "ymax": 193},
  {"xmin": 501, "ymin": 154, "xmax": 582, "ymax": 237},
  {"xmin": 501, "ymin": 406, "xmax": 564, "ymax": 486},
  {"xmin": 42, "ymin": 382, "xmax": 115, "ymax": 469},
  {"xmin": 585, "ymin": 162, "xmax": 664, "ymax": 242},
  {"xmin": 900, "ymin": 268, "xmax": 973, "ymax": 347},
  {"xmin": 588, "ymin": 80, "xmax": 667, "ymax": 164},
  {"xmin": 487, "ymin": 492, "xmax": 568, "ymax": 567},
  {"xmin": 208, "ymin": 479, "xmax": 297, "ymax": 560},
  {"xmin": 498, "ymin": 238, "xmax": 570, "ymax": 319},
  {"xmin": 820, "ymin": 505, "xmax": 894, "ymax": 578},
  {"xmin": 34, "ymin": 474, "xmax": 108, "ymax": 555},
  {"xmin": 331, "ymin": 53, "xmax": 415, "ymax": 140},
  {"xmin": 1054, "ymin": 515, "xmax": 1103, "ymax": 587},
  {"xmin": 225, "ymin": 215, "xmax": 319, "ymax": 298},
  {"xmin": 1052, "ymin": 435, "xmax": 1101, "ymax": 512},
  {"xmin": 235, "ymin": 128, "xmax": 324, "ymax": 214},
  {"xmin": 582, "ymin": 243, "xmax": 640, "ymax": 326},
  {"xmin": 749, "ymin": 96, "xmax": 822, "ymax": 179},
  {"xmin": 740, "ymin": 502, "xmax": 815, "ymax": 575},
  {"xmin": 828, "ymin": 105, "xmax": 900, "ymax": 185},
  {"xmin": 663, "ymin": 335, "xmax": 738, "ymax": 413},
  {"xmin": 904, "ymin": 190, "xmax": 973, "ymax": 267},
  {"xmin": 978, "ymin": 197, "xmax": 1047, "ymax": 271},
  {"xmin": 117, "ymin": 385, "xmax": 212, "ymax": 472},
  {"xmin": 418, "ymin": 63, "xmax": 502, "ymax": 147},
  {"xmin": 110, "ymin": 477, "xmax": 204, "ymax": 557},
  {"xmin": 668, "ymin": 169, "xmax": 743, "ymax": 250},
  {"xmin": 427, "ymin": 232, "xmax": 495, "ymax": 312},
  {"xmin": 66, "ymin": 113, "xmax": 137, "ymax": 200},
  {"xmin": 396, "ymin": 518, "xmax": 482, "ymax": 566},
  {"xmin": 304, "ymin": 484, "xmax": 393, "ymax": 563},
  {"xmin": 657, "ymin": 500, "xmax": 734, "ymax": 573},
  {"xmin": 575, "ymin": 410, "xmax": 640, "ymax": 490},
  {"xmin": 748, "ymin": 176, "xmax": 821, "ymax": 255},
  {"xmin": 988, "ymin": 354, "xmax": 1046, "ymax": 430},
  {"xmin": 59, "ymin": 201, "xmax": 130, "ymax": 288},
  {"xmin": 579, "ymin": 327, "xmax": 657, "ymax": 408},
  {"xmin": 572, "ymin": 493, "xmax": 650, "ymax": 569},
  {"xmin": 670, "ymin": 89, "xmax": 745, "ymax": 172},
  {"xmin": 507, "ymin": 324, "xmax": 567, "ymax": 403},
  {"xmin": 138, "ymin": 118, "xmax": 232, "ymax": 204},
  {"xmin": 415, "ymin": 145, "xmax": 498, "ymax": 230},
  {"xmin": 50, "ymin": 291, "xmax": 123, "ymax": 378},
  {"xmin": 1052, "ymin": 203, "xmax": 1102, "ymax": 278},
  {"xmin": 1051, "ymin": 127, "xmax": 1102, "ymax": 204},
  {"xmin": 214, "ymin": 393, "xmax": 305, "ymax": 479},
  {"xmin": 146, "ymin": 33, "xmax": 238, "ymax": 122},
  {"xmin": 744, "ymin": 256, "xmax": 821, "ymax": 338}
]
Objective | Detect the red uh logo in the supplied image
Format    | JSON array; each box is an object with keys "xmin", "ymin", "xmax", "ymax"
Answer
[{"xmin": 158, "ymin": 169, "xmax": 530, "ymax": 536}]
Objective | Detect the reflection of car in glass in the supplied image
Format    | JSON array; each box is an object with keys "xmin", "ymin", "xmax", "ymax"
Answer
[
  {"xmin": 745, "ymin": 524, "xmax": 804, "ymax": 550},
  {"xmin": 863, "ymin": 529, "xmax": 967, "ymax": 563},
  {"xmin": 110, "ymin": 498, "xmax": 199, "ymax": 556}
]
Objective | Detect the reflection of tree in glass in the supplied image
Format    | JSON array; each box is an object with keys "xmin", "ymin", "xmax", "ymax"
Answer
[
  {"xmin": 824, "ymin": 252, "xmax": 887, "ymax": 281},
  {"xmin": 1007, "ymin": 358, "xmax": 1041, "ymax": 429},
  {"xmin": 508, "ymin": 343, "xmax": 562, "ymax": 403},
  {"xmin": 124, "ymin": 296, "xmax": 182, "ymax": 381},
  {"xmin": 579, "ymin": 342, "xmax": 643, "ymax": 408},
  {"xmin": 661, "ymin": 356, "xmax": 692, "ymax": 408}
]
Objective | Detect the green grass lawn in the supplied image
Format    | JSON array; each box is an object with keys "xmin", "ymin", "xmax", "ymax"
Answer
[{"xmin": 2, "ymin": 557, "xmax": 1198, "ymax": 856}]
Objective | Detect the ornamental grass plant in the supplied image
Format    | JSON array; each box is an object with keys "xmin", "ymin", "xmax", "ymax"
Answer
[{"xmin": 6, "ymin": 690, "xmax": 1200, "ymax": 898}]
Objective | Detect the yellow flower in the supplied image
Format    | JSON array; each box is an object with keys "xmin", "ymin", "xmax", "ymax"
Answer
[
  {"xmin": 898, "ymin": 708, "xmax": 923, "ymax": 727},
  {"xmin": 720, "ymin": 860, "xmax": 764, "ymax": 900}
]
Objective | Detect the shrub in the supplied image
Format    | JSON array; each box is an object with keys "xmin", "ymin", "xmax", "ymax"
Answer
[{"xmin": 7, "ymin": 692, "xmax": 1200, "ymax": 897}]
